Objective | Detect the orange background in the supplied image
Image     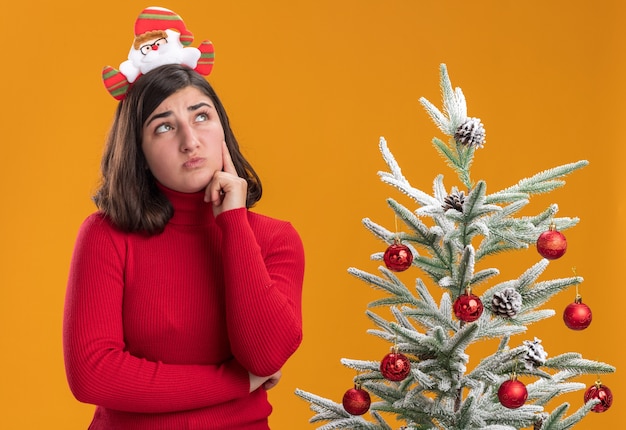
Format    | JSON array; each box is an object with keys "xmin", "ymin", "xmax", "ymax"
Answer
[{"xmin": 0, "ymin": 1, "xmax": 624, "ymax": 429}]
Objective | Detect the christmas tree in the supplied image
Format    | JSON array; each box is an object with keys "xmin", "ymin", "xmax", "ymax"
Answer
[{"xmin": 295, "ymin": 64, "xmax": 615, "ymax": 430}]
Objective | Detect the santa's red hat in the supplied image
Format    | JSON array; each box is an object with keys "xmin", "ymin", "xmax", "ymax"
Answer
[{"xmin": 134, "ymin": 6, "xmax": 194, "ymax": 46}]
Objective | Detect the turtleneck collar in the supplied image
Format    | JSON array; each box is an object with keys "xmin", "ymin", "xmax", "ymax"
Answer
[{"xmin": 157, "ymin": 182, "xmax": 214, "ymax": 226}]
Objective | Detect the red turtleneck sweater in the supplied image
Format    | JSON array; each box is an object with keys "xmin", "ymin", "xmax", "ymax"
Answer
[{"xmin": 63, "ymin": 186, "xmax": 304, "ymax": 429}]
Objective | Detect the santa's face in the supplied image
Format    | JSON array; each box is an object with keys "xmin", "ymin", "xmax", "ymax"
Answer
[{"xmin": 129, "ymin": 30, "xmax": 185, "ymax": 74}]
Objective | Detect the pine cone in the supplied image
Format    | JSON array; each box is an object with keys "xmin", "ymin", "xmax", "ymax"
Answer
[
  {"xmin": 491, "ymin": 288, "xmax": 522, "ymax": 317},
  {"xmin": 534, "ymin": 413, "xmax": 548, "ymax": 430},
  {"xmin": 523, "ymin": 337, "xmax": 548, "ymax": 369},
  {"xmin": 442, "ymin": 190, "xmax": 465, "ymax": 212},
  {"xmin": 454, "ymin": 117, "xmax": 486, "ymax": 148}
]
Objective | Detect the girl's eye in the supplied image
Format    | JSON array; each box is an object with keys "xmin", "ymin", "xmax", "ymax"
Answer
[
  {"xmin": 196, "ymin": 113, "xmax": 209, "ymax": 122},
  {"xmin": 155, "ymin": 124, "xmax": 172, "ymax": 134}
]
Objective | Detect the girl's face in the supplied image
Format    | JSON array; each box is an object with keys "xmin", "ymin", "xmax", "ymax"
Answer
[{"xmin": 142, "ymin": 86, "xmax": 225, "ymax": 193}]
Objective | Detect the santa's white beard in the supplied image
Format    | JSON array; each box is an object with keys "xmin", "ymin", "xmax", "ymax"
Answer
[{"xmin": 137, "ymin": 46, "xmax": 185, "ymax": 74}]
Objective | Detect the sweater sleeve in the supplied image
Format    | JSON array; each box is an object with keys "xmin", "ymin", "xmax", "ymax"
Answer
[
  {"xmin": 215, "ymin": 209, "xmax": 305, "ymax": 376},
  {"xmin": 63, "ymin": 214, "xmax": 250, "ymax": 413}
]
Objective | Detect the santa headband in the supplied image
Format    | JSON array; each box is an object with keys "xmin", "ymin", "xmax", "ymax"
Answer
[{"xmin": 102, "ymin": 6, "xmax": 215, "ymax": 100}]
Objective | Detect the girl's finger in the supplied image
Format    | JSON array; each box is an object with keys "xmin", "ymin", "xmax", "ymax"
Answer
[{"xmin": 222, "ymin": 141, "xmax": 237, "ymax": 175}]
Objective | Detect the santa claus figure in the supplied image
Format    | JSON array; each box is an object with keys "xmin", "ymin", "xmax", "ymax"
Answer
[{"xmin": 103, "ymin": 7, "xmax": 214, "ymax": 100}]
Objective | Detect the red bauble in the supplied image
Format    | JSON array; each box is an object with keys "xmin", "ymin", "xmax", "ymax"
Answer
[
  {"xmin": 383, "ymin": 243, "xmax": 413, "ymax": 272},
  {"xmin": 380, "ymin": 351, "xmax": 411, "ymax": 381},
  {"xmin": 536, "ymin": 225, "xmax": 567, "ymax": 260},
  {"xmin": 563, "ymin": 298, "xmax": 592, "ymax": 330},
  {"xmin": 453, "ymin": 292, "xmax": 484, "ymax": 322},
  {"xmin": 584, "ymin": 383, "xmax": 613, "ymax": 413},
  {"xmin": 498, "ymin": 378, "xmax": 528, "ymax": 409},
  {"xmin": 342, "ymin": 386, "xmax": 371, "ymax": 415}
]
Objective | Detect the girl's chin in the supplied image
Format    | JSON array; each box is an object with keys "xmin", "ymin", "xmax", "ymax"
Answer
[
  {"xmin": 166, "ymin": 181, "xmax": 211, "ymax": 194},
  {"xmin": 183, "ymin": 184, "xmax": 210, "ymax": 194},
  {"xmin": 157, "ymin": 173, "xmax": 213, "ymax": 194}
]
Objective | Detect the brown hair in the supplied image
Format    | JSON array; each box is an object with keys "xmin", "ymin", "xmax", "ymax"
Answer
[
  {"xmin": 93, "ymin": 64, "xmax": 262, "ymax": 235},
  {"xmin": 133, "ymin": 30, "xmax": 168, "ymax": 49}
]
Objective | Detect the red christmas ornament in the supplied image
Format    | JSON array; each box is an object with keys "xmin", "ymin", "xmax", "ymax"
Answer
[
  {"xmin": 584, "ymin": 382, "xmax": 613, "ymax": 413},
  {"xmin": 342, "ymin": 385, "xmax": 371, "ymax": 415},
  {"xmin": 536, "ymin": 223, "xmax": 567, "ymax": 260},
  {"xmin": 380, "ymin": 349, "xmax": 411, "ymax": 381},
  {"xmin": 498, "ymin": 378, "xmax": 528, "ymax": 409},
  {"xmin": 453, "ymin": 290, "xmax": 484, "ymax": 322},
  {"xmin": 563, "ymin": 296, "xmax": 592, "ymax": 330},
  {"xmin": 383, "ymin": 242, "xmax": 413, "ymax": 272}
]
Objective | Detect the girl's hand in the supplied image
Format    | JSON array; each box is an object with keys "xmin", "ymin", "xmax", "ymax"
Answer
[
  {"xmin": 248, "ymin": 370, "xmax": 282, "ymax": 393},
  {"xmin": 204, "ymin": 141, "xmax": 247, "ymax": 217}
]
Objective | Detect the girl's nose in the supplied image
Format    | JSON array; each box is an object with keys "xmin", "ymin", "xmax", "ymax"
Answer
[{"xmin": 179, "ymin": 124, "xmax": 199, "ymax": 152}]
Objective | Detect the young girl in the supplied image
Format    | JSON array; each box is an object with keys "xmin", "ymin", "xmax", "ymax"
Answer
[{"xmin": 63, "ymin": 29, "xmax": 304, "ymax": 429}]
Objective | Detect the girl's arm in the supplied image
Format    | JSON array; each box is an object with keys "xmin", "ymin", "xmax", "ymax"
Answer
[
  {"xmin": 216, "ymin": 209, "xmax": 305, "ymax": 377},
  {"xmin": 63, "ymin": 215, "xmax": 252, "ymax": 413}
]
